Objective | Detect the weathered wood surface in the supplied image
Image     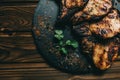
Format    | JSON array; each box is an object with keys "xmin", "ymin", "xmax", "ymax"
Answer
[
  {"xmin": 0, "ymin": 0, "xmax": 38, "ymax": 6},
  {"xmin": 0, "ymin": 1, "xmax": 120, "ymax": 80},
  {"xmin": 0, "ymin": 0, "xmax": 38, "ymax": 2}
]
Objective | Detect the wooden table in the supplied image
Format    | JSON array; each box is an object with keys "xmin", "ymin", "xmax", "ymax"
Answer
[{"xmin": 0, "ymin": 0, "xmax": 120, "ymax": 80}]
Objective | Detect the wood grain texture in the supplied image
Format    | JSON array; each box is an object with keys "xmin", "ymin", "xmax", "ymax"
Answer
[
  {"xmin": 0, "ymin": 2, "xmax": 120, "ymax": 80},
  {"xmin": 0, "ymin": 0, "xmax": 38, "ymax": 6},
  {"xmin": 0, "ymin": 6, "xmax": 36, "ymax": 31},
  {"xmin": 0, "ymin": 6, "xmax": 43, "ymax": 63},
  {"xmin": 0, "ymin": 0, "xmax": 38, "ymax": 2},
  {"xmin": 0, "ymin": 63, "xmax": 119, "ymax": 80}
]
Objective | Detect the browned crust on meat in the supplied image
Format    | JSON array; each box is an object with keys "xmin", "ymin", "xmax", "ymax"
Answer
[
  {"xmin": 61, "ymin": 0, "xmax": 88, "ymax": 18},
  {"xmin": 81, "ymin": 36, "xmax": 120, "ymax": 70},
  {"xmin": 71, "ymin": 0, "xmax": 112, "ymax": 24},
  {"xmin": 93, "ymin": 43, "xmax": 119, "ymax": 70},
  {"xmin": 73, "ymin": 9, "xmax": 120, "ymax": 39},
  {"xmin": 90, "ymin": 9, "xmax": 120, "ymax": 38}
]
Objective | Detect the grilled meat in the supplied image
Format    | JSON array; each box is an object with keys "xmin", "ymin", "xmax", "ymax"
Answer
[
  {"xmin": 58, "ymin": 0, "xmax": 120, "ymax": 71},
  {"xmin": 73, "ymin": 9, "xmax": 120, "ymax": 39},
  {"xmin": 60, "ymin": 0, "xmax": 88, "ymax": 18},
  {"xmin": 93, "ymin": 43, "xmax": 119, "ymax": 70},
  {"xmin": 72, "ymin": 9, "xmax": 120, "ymax": 70},
  {"xmin": 81, "ymin": 36, "xmax": 95, "ymax": 54},
  {"xmin": 81, "ymin": 36, "xmax": 120, "ymax": 70},
  {"xmin": 71, "ymin": 0, "xmax": 112, "ymax": 24},
  {"xmin": 90, "ymin": 9, "xmax": 120, "ymax": 38}
]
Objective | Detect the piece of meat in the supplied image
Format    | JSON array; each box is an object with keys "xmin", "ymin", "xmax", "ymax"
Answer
[
  {"xmin": 73, "ymin": 9, "xmax": 120, "ymax": 39},
  {"xmin": 90, "ymin": 9, "xmax": 120, "ymax": 38},
  {"xmin": 73, "ymin": 22, "xmax": 92, "ymax": 37},
  {"xmin": 60, "ymin": 0, "xmax": 88, "ymax": 18},
  {"xmin": 81, "ymin": 36, "xmax": 120, "ymax": 70},
  {"xmin": 72, "ymin": 12, "xmax": 120, "ymax": 70},
  {"xmin": 81, "ymin": 36, "xmax": 95, "ymax": 55},
  {"xmin": 71, "ymin": 0, "xmax": 112, "ymax": 24},
  {"xmin": 93, "ymin": 43, "xmax": 118, "ymax": 70},
  {"xmin": 72, "ymin": 10, "xmax": 120, "ymax": 70}
]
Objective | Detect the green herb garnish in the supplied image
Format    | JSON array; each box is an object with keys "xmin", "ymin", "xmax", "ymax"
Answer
[
  {"xmin": 70, "ymin": 40, "xmax": 79, "ymax": 48},
  {"xmin": 60, "ymin": 47, "xmax": 68, "ymax": 55},
  {"xmin": 54, "ymin": 30, "xmax": 79, "ymax": 55},
  {"xmin": 54, "ymin": 30, "xmax": 64, "ymax": 40},
  {"xmin": 66, "ymin": 40, "xmax": 78, "ymax": 48}
]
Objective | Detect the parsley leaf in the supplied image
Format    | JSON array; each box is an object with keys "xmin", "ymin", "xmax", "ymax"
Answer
[
  {"xmin": 66, "ymin": 40, "xmax": 71, "ymax": 45},
  {"xmin": 55, "ymin": 30, "xmax": 63, "ymax": 35},
  {"xmin": 71, "ymin": 40, "xmax": 79, "ymax": 48},
  {"xmin": 60, "ymin": 47, "xmax": 67, "ymax": 55},
  {"xmin": 66, "ymin": 40, "xmax": 78, "ymax": 48},
  {"xmin": 54, "ymin": 34, "xmax": 64, "ymax": 40},
  {"xmin": 54, "ymin": 29, "xmax": 79, "ymax": 55}
]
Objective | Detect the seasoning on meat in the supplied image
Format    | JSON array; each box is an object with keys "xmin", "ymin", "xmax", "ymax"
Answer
[
  {"xmin": 60, "ymin": 0, "xmax": 88, "ymax": 18},
  {"xmin": 71, "ymin": 0, "xmax": 112, "ymax": 24},
  {"xmin": 90, "ymin": 9, "xmax": 120, "ymax": 38},
  {"xmin": 81, "ymin": 36, "xmax": 120, "ymax": 70}
]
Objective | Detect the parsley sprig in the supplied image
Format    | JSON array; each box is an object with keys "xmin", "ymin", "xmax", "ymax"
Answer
[{"xmin": 54, "ymin": 30, "xmax": 79, "ymax": 55}]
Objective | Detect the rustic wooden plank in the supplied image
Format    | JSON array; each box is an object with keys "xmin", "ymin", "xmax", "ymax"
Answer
[
  {"xmin": 0, "ymin": 0, "xmax": 38, "ymax": 2},
  {"xmin": 0, "ymin": 62, "xmax": 119, "ymax": 72},
  {"xmin": 0, "ymin": 31, "xmax": 35, "ymax": 49},
  {"xmin": 0, "ymin": 31, "xmax": 32, "ymax": 37},
  {"xmin": 0, "ymin": 5, "xmax": 36, "ymax": 31},
  {"xmin": 0, "ymin": 30, "xmax": 45, "ymax": 63},
  {"xmin": 0, "ymin": 48, "xmax": 44, "ymax": 62},
  {"xmin": 0, "ymin": 5, "xmax": 45, "ymax": 63},
  {"xmin": 0, "ymin": 62, "xmax": 119, "ymax": 80},
  {"xmin": 0, "ymin": 77, "xmax": 69, "ymax": 80},
  {"xmin": 0, "ymin": 0, "xmax": 38, "ymax": 6}
]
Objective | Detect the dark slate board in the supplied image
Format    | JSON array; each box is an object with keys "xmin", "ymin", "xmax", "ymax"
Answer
[{"xmin": 32, "ymin": 0, "xmax": 120, "ymax": 74}]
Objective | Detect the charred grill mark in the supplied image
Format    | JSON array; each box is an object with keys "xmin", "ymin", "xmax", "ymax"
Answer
[
  {"xmin": 108, "ymin": 46, "xmax": 118, "ymax": 62},
  {"xmin": 100, "ymin": 29, "xmax": 108, "ymax": 35},
  {"xmin": 108, "ymin": 14, "xmax": 115, "ymax": 19},
  {"xmin": 98, "ymin": 54, "xmax": 103, "ymax": 66},
  {"xmin": 101, "ymin": 6, "xmax": 107, "ymax": 12}
]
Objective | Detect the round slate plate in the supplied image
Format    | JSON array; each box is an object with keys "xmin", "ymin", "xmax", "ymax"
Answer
[{"xmin": 32, "ymin": 0, "xmax": 120, "ymax": 74}]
